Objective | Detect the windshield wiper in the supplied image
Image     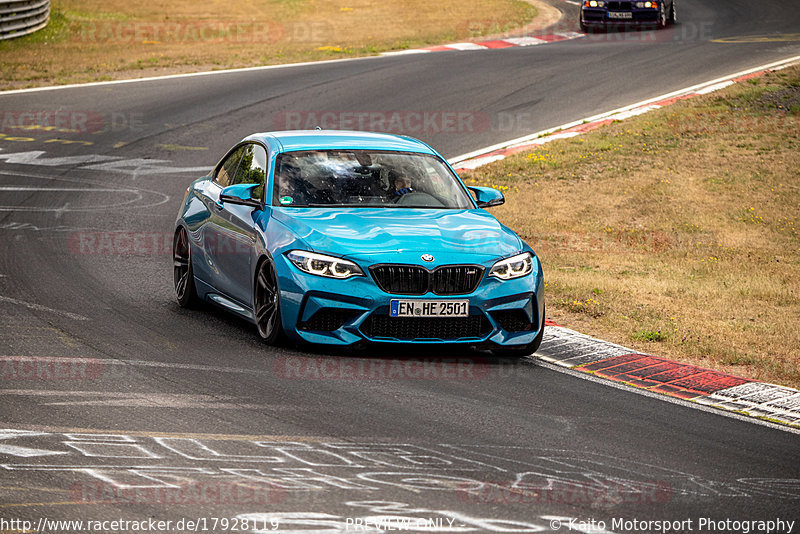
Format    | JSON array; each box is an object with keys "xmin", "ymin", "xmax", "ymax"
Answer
[{"xmin": 279, "ymin": 203, "xmax": 336, "ymax": 207}]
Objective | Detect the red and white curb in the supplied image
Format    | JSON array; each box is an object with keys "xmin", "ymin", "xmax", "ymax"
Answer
[
  {"xmin": 539, "ymin": 324, "xmax": 800, "ymax": 428},
  {"xmin": 381, "ymin": 32, "xmax": 584, "ymax": 56},
  {"xmin": 451, "ymin": 55, "xmax": 800, "ymax": 172},
  {"xmin": 447, "ymin": 55, "xmax": 800, "ymax": 429}
]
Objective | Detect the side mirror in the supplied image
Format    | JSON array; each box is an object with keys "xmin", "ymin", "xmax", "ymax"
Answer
[
  {"xmin": 219, "ymin": 183, "xmax": 263, "ymax": 209},
  {"xmin": 467, "ymin": 186, "xmax": 505, "ymax": 208}
]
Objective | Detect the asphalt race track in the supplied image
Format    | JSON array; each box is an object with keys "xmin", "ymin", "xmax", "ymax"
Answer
[{"xmin": 1, "ymin": 0, "xmax": 799, "ymax": 531}]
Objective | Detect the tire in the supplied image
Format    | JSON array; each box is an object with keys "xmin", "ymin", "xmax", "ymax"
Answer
[
  {"xmin": 492, "ymin": 306, "xmax": 546, "ymax": 358},
  {"xmin": 657, "ymin": 1, "xmax": 667, "ymax": 29},
  {"xmin": 254, "ymin": 258, "xmax": 284, "ymax": 344},
  {"xmin": 668, "ymin": 0, "xmax": 677, "ymax": 24},
  {"xmin": 173, "ymin": 227, "xmax": 199, "ymax": 308}
]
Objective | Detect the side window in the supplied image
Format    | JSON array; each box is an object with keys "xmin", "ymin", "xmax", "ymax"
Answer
[
  {"xmin": 231, "ymin": 144, "xmax": 268, "ymax": 200},
  {"xmin": 215, "ymin": 145, "xmax": 246, "ymax": 188}
]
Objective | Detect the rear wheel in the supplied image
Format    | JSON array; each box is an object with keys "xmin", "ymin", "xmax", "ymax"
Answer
[
  {"xmin": 492, "ymin": 306, "xmax": 546, "ymax": 358},
  {"xmin": 254, "ymin": 259, "xmax": 283, "ymax": 344},
  {"xmin": 173, "ymin": 227, "xmax": 198, "ymax": 307}
]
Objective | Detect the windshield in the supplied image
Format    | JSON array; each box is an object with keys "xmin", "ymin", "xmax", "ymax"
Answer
[{"xmin": 272, "ymin": 150, "xmax": 474, "ymax": 209}]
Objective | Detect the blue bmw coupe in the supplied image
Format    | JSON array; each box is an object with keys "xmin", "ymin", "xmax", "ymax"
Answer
[{"xmin": 173, "ymin": 130, "xmax": 544, "ymax": 355}]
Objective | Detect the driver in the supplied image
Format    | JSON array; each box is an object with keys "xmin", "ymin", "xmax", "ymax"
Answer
[{"xmin": 389, "ymin": 170, "xmax": 414, "ymax": 199}]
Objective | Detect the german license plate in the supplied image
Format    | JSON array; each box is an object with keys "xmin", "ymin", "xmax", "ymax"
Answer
[
  {"xmin": 608, "ymin": 11, "xmax": 633, "ymax": 18},
  {"xmin": 390, "ymin": 300, "xmax": 469, "ymax": 318}
]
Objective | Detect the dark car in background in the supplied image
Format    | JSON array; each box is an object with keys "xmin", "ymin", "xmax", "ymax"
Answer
[{"xmin": 580, "ymin": 0, "xmax": 677, "ymax": 31}]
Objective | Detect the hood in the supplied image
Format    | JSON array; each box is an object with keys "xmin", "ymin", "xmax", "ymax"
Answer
[{"xmin": 271, "ymin": 208, "xmax": 523, "ymax": 263}]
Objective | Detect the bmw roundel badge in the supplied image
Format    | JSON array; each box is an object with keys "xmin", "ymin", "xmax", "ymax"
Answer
[{"xmin": 421, "ymin": 254, "xmax": 434, "ymax": 262}]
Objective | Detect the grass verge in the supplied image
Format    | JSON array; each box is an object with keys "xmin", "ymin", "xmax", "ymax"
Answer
[
  {"xmin": 463, "ymin": 65, "xmax": 800, "ymax": 388},
  {"xmin": 0, "ymin": 0, "xmax": 543, "ymax": 90}
]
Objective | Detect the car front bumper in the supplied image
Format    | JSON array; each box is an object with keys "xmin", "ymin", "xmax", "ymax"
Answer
[
  {"xmin": 274, "ymin": 254, "xmax": 545, "ymax": 348},
  {"xmin": 581, "ymin": 7, "xmax": 662, "ymax": 26}
]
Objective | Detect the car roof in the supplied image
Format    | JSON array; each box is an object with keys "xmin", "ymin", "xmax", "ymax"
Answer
[{"xmin": 244, "ymin": 130, "xmax": 437, "ymax": 155}]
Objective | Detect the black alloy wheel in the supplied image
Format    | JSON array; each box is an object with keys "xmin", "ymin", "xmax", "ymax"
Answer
[
  {"xmin": 254, "ymin": 259, "xmax": 283, "ymax": 343},
  {"xmin": 173, "ymin": 227, "xmax": 198, "ymax": 307}
]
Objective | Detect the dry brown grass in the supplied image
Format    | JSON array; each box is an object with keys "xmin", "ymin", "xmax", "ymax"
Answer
[
  {"xmin": 464, "ymin": 66, "xmax": 800, "ymax": 388},
  {"xmin": 0, "ymin": 0, "xmax": 542, "ymax": 89}
]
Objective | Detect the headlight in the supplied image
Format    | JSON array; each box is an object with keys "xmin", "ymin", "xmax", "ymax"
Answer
[
  {"xmin": 489, "ymin": 252, "xmax": 533, "ymax": 280},
  {"xmin": 286, "ymin": 250, "xmax": 364, "ymax": 279}
]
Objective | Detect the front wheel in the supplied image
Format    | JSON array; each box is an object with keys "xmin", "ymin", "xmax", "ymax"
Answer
[
  {"xmin": 668, "ymin": 0, "xmax": 677, "ymax": 24},
  {"xmin": 173, "ymin": 227, "xmax": 198, "ymax": 308},
  {"xmin": 254, "ymin": 259, "xmax": 283, "ymax": 344},
  {"xmin": 491, "ymin": 307, "xmax": 546, "ymax": 358},
  {"xmin": 657, "ymin": 1, "xmax": 667, "ymax": 28}
]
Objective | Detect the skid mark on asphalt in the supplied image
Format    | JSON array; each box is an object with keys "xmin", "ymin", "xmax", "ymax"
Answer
[
  {"xmin": 0, "ymin": 172, "xmax": 171, "ymax": 214},
  {"xmin": 0, "ymin": 390, "xmax": 266, "ymax": 410},
  {"xmin": 0, "ymin": 355, "xmax": 272, "ymax": 378},
  {"xmin": 0, "ymin": 296, "xmax": 89, "ymax": 322}
]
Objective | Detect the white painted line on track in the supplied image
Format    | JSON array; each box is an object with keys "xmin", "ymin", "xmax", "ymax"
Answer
[
  {"xmin": 0, "ymin": 56, "xmax": 380, "ymax": 96},
  {"xmin": 442, "ymin": 42, "xmax": 489, "ymax": 51},
  {"xmin": 501, "ymin": 36, "xmax": 549, "ymax": 46},
  {"xmin": 530, "ymin": 359, "xmax": 800, "ymax": 435},
  {"xmin": 449, "ymin": 54, "xmax": 800, "ymax": 164},
  {"xmin": 380, "ymin": 49, "xmax": 432, "ymax": 56},
  {"xmin": 0, "ymin": 24, "xmax": 585, "ymax": 95},
  {"xmin": 0, "ymin": 296, "xmax": 89, "ymax": 321},
  {"xmin": 695, "ymin": 80, "xmax": 735, "ymax": 94}
]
